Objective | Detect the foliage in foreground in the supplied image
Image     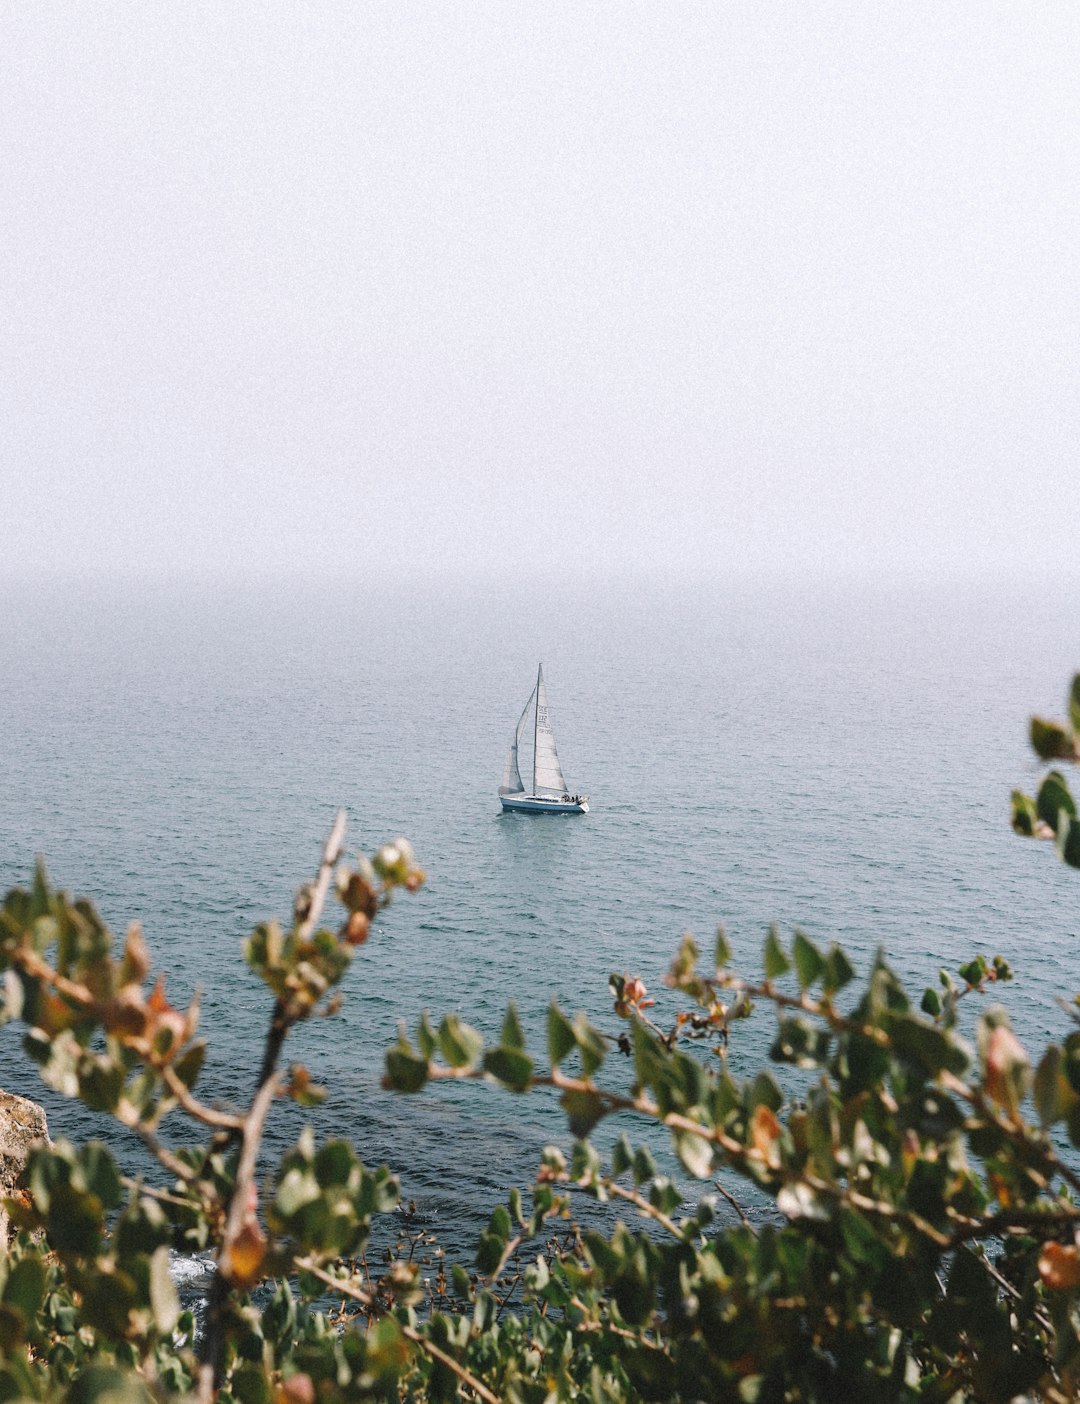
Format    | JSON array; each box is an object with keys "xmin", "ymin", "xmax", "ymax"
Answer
[{"xmin": 1, "ymin": 677, "xmax": 1080, "ymax": 1402}]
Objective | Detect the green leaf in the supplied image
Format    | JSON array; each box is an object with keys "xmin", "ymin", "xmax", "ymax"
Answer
[
  {"xmin": 476, "ymin": 1232, "xmax": 506, "ymax": 1275},
  {"xmin": 437, "ymin": 1014, "xmax": 482, "ymax": 1069},
  {"xmin": 714, "ymin": 926, "xmax": 731, "ymax": 971},
  {"xmin": 500, "ymin": 1002, "xmax": 525, "ymax": 1051},
  {"xmin": 611, "ymin": 1134, "xmax": 633, "ymax": 1177},
  {"xmin": 776, "ymin": 1181, "xmax": 831, "ymax": 1222},
  {"xmin": 48, "ymin": 1183, "xmax": 103, "ymax": 1257},
  {"xmin": 791, "ymin": 931, "xmax": 824, "ymax": 991},
  {"xmin": 0, "ymin": 1305, "xmax": 26, "ymax": 1355},
  {"xmin": 837, "ymin": 1208, "xmax": 889, "ymax": 1272},
  {"xmin": 748, "ymin": 1071, "xmax": 783, "ymax": 1112},
  {"xmin": 1, "ymin": 1257, "xmax": 45, "ymax": 1320},
  {"xmin": 631, "ymin": 1145, "xmax": 657, "ymax": 1186},
  {"xmin": 582, "ymin": 1230, "xmax": 622, "ymax": 1277},
  {"xmin": 547, "ymin": 1002, "xmax": 576, "ymax": 1067},
  {"xmin": 384, "ymin": 1047, "xmax": 429, "ymax": 1093},
  {"xmin": 674, "ymin": 1130, "xmax": 714, "ymax": 1180},
  {"xmin": 573, "ymin": 1014, "xmax": 607, "ymax": 1077},
  {"xmin": 770, "ymin": 1016, "xmax": 830, "ymax": 1068},
  {"xmin": 149, "ymin": 1245, "xmax": 180, "ymax": 1335},
  {"xmin": 1059, "ymin": 813, "xmax": 1080, "ymax": 868},
  {"xmin": 1010, "ymin": 789, "xmax": 1039, "ymax": 836},
  {"xmin": 275, "ymin": 1167, "xmax": 320, "ymax": 1219},
  {"xmin": 1037, "ymin": 770, "xmax": 1076, "ymax": 832},
  {"xmin": 231, "ymin": 1364, "xmax": 271, "ymax": 1404},
  {"xmin": 887, "ymin": 1013, "xmax": 970, "ymax": 1078},
  {"xmin": 30, "ymin": 860, "xmax": 50, "ymax": 922},
  {"xmin": 482, "ymin": 1045, "xmax": 533, "ymax": 1092},
  {"xmin": 314, "ymin": 1140, "xmax": 354, "ymax": 1188},
  {"xmin": 171, "ymin": 1040, "xmax": 206, "ymax": 1091},
  {"xmin": 81, "ymin": 1143, "xmax": 122, "ymax": 1209},
  {"xmin": 1063, "ymin": 1033, "xmax": 1080, "ymax": 1095},
  {"xmin": 821, "ymin": 944, "xmax": 855, "ymax": 995},
  {"xmin": 957, "ymin": 955, "xmax": 988, "ymax": 987},
  {"xmin": 1031, "ymin": 716, "xmax": 1074, "ymax": 761},
  {"xmin": 416, "ymin": 1010, "xmax": 436, "ymax": 1060},
  {"xmin": 488, "ymin": 1204, "xmax": 512, "ymax": 1242},
  {"xmin": 921, "ymin": 987, "xmax": 942, "ymax": 1018},
  {"xmin": 763, "ymin": 925, "xmax": 790, "ymax": 981},
  {"xmin": 1034, "ymin": 1045, "xmax": 1065, "ymax": 1127},
  {"xmin": 559, "ymin": 1089, "xmax": 607, "ymax": 1138},
  {"xmin": 612, "ymin": 1257, "xmax": 654, "ymax": 1326},
  {"xmin": 667, "ymin": 935, "xmax": 698, "ymax": 985},
  {"xmin": 1070, "ymin": 675, "xmax": 1080, "ymax": 734},
  {"xmin": 66, "ymin": 1365, "xmax": 153, "ymax": 1404}
]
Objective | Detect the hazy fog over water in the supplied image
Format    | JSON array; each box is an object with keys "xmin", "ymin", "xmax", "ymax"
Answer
[{"xmin": 4, "ymin": 3, "xmax": 1079, "ymax": 587}]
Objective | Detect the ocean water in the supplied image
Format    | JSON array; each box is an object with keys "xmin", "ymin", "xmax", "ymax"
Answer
[{"xmin": 1, "ymin": 573, "xmax": 1078, "ymax": 1261}]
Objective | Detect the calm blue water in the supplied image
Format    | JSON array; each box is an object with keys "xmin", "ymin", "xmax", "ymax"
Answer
[{"xmin": 1, "ymin": 574, "xmax": 1078, "ymax": 1258}]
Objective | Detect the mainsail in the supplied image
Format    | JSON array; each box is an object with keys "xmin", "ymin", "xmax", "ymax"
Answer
[
  {"xmin": 499, "ymin": 685, "xmax": 535, "ymax": 795},
  {"xmin": 532, "ymin": 665, "xmax": 567, "ymax": 796}
]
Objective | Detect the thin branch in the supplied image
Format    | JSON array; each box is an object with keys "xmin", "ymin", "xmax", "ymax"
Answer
[
  {"xmin": 119, "ymin": 1175, "xmax": 209, "ymax": 1213},
  {"xmin": 197, "ymin": 810, "xmax": 349, "ymax": 1403},
  {"xmin": 600, "ymin": 1180, "xmax": 686, "ymax": 1240},
  {"xmin": 161, "ymin": 1066, "xmax": 245, "ymax": 1130},
  {"xmin": 567, "ymin": 1295, "xmax": 664, "ymax": 1348},
  {"xmin": 946, "ymin": 1204, "xmax": 1080, "ymax": 1248},
  {"xmin": 713, "ymin": 1178, "xmax": 755, "ymax": 1229},
  {"xmin": 296, "ymin": 807, "xmax": 348, "ymax": 944},
  {"xmin": 125, "ymin": 1118, "xmax": 200, "ymax": 1186},
  {"xmin": 296, "ymin": 1257, "xmax": 502, "ymax": 1404}
]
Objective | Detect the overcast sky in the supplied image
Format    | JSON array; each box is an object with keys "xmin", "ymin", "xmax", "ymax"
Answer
[{"xmin": 3, "ymin": 3, "xmax": 1078, "ymax": 584}]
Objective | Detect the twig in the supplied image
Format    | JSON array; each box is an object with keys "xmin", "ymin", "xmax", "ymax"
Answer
[
  {"xmin": 296, "ymin": 1258, "xmax": 502, "ymax": 1404},
  {"xmin": 119, "ymin": 1175, "xmax": 208, "ymax": 1213},
  {"xmin": 197, "ymin": 810, "xmax": 348, "ymax": 1403},
  {"xmin": 161, "ymin": 1066, "xmax": 245, "ymax": 1131},
  {"xmin": 713, "ymin": 1178, "xmax": 754, "ymax": 1229},
  {"xmin": 127, "ymin": 1119, "xmax": 200, "ymax": 1186},
  {"xmin": 600, "ymin": 1180, "xmax": 686, "ymax": 1240},
  {"xmin": 296, "ymin": 807, "xmax": 348, "ymax": 944},
  {"xmin": 567, "ymin": 1295, "xmax": 663, "ymax": 1347}
]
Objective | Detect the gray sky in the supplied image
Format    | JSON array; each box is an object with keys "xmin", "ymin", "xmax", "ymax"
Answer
[{"xmin": 3, "ymin": 3, "xmax": 1078, "ymax": 583}]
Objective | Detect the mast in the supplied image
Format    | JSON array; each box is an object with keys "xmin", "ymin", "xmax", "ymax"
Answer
[{"xmin": 532, "ymin": 663, "xmax": 542, "ymax": 794}]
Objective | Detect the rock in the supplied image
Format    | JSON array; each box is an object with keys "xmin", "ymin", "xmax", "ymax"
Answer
[{"xmin": 0, "ymin": 1088, "xmax": 50, "ymax": 1241}]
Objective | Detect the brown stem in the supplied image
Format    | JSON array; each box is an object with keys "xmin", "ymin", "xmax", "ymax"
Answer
[
  {"xmin": 601, "ymin": 1180, "xmax": 685, "ymax": 1240},
  {"xmin": 713, "ymin": 1177, "xmax": 755, "ymax": 1229},
  {"xmin": 196, "ymin": 810, "xmax": 348, "ymax": 1404},
  {"xmin": 567, "ymin": 1295, "xmax": 663, "ymax": 1347},
  {"xmin": 296, "ymin": 1258, "xmax": 502, "ymax": 1404},
  {"xmin": 161, "ymin": 1066, "xmax": 245, "ymax": 1130}
]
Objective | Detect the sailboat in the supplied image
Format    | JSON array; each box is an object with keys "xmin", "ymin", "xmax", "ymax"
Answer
[{"xmin": 498, "ymin": 665, "xmax": 589, "ymax": 814}]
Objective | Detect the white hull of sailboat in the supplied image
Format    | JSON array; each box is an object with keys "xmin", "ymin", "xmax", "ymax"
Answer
[{"xmin": 499, "ymin": 793, "xmax": 589, "ymax": 815}]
